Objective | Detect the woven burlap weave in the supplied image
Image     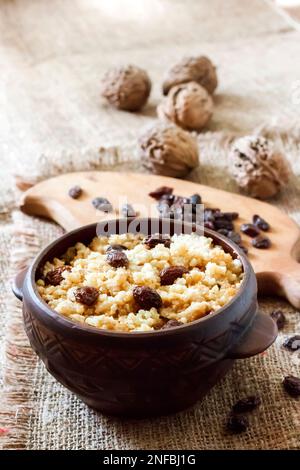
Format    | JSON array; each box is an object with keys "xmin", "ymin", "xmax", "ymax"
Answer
[
  {"xmin": 1, "ymin": 0, "xmax": 300, "ymax": 450},
  {"xmin": 1, "ymin": 127, "xmax": 300, "ymax": 450}
]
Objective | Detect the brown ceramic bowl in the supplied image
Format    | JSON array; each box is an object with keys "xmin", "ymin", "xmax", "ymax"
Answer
[{"xmin": 12, "ymin": 218, "xmax": 277, "ymax": 417}]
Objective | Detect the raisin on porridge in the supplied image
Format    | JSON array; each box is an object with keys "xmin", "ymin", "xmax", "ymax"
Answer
[{"xmin": 36, "ymin": 233, "xmax": 243, "ymax": 332}]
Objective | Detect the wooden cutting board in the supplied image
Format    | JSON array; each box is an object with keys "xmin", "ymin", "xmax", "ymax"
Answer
[{"xmin": 20, "ymin": 171, "xmax": 300, "ymax": 308}]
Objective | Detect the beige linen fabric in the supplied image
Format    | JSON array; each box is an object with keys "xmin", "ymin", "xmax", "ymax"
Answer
[{"xmin": 0, "ymin": 0, "xmax": 300, "ymax": 450}]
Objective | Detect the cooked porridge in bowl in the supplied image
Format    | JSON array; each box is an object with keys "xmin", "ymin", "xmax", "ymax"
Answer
[{"xmin": 36, "ymin": 233, "xmax": 243, "ymax": 332}]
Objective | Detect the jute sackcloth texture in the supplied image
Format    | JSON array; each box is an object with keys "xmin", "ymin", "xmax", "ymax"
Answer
[{"xmin": 0, "ymin": 0, "xmax": 300, "ymax": 450}]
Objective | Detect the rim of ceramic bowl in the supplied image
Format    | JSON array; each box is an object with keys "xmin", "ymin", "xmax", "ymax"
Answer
[{"xmin": 26, "ymin": 219, "xmax": 253, "ymax": 338}]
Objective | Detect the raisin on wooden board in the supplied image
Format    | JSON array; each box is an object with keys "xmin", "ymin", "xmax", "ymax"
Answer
[
  {"xmin": 252, "ymin": 235, "xmax": 271, "ymax": 249},
  {"xmin": 68, "ymin": 185, "xmax": 82, "ymax": 199},
  {"xmin": 45, "ymin": 266, "xmax": 71, "ymax": 286},
  {"xmin": 149, "ymin": 186, "xmax": 173, "ymax": 200},
  {"xmin": 92, "ymin": 197, "xmax": 113, "ymax": 212},
  {"xmin": 253, "ymin": 214, "xmax": 270, "ymax": 231}
]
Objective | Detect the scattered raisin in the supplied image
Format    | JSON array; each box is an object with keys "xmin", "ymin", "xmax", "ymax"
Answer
[
  {"xmin": 252, "ymin": 235, "xmax": 271, "ymax": 249},
  {"xmin": 92, "ymin": 197, "xmax": 113, "ymax": 212},
  {"xmin": 283, "ymin": 335, "xmax": 300, "ymax": 351},
  {"xmin": 226, "ymin": 231, "xmax": 242, "ymax": 245},
  {"xmin": 106, "ymin": 250, "xmax": 129, "ymax": 268},
  {"xmin": 204, "ymin": 221, "xmax": 215, "ymax": 230},
  {"xmin": 283, "ymin": 376, "xmax": 300, "ymax": 397},
  {"xmin": 270, "ymin": 310, "xmax": 286, "ymax": 330},
  {"xmin": 161, "ymin": 319, "xmax": 183, "ymax": 329},
  {"xmin": 221, "ymin": 212, "xmax": 239, "ymax": 221},
  {"xmin": 106, "ymin": 244, "xmax": 128, "ymax": 252},
  {"xmin": 226, "ymin": 414, "xmax": 249, "ymax": 434},
  {"xmin": 240, "ymin": 223, "xmax": 260, "ymax": 237},
  {"xmin": 160, "ymin": 266, "xmax": 188, "ymax": 286},
  {"xmin": 232, "ymin": 396, "xmax": 261, "ymax": 414},
  {"xmin": 144, "ymin": 234, "xmax": 171, "ymax": 249},
  {"xmin": 253, "ymin": 214, "xmax": 270, "ymax": 231},
  {"xmin": 61, "ymin": 247, "xmax": 77, "ymax": 264},
  {"xmin": 133, "ymin": 286, "xmax": 162, "ymax": 310},
  {"xmin": 121, "ymin": 203, "xmax": 137, "ymax": 218},
  {"xmin": 149, "ymin": 186, "xmax": 173, "ymax": 200},
  {"xmin": 214, "ymin": 218, "xmax": 234, "ymax": 231},
  {"xmin": 68, "ymin": 185, "xmax": 82, "ymax": 199},
  {"xmin": 190, "ymin": 193, "xmax": 202, "ymax": 212},
  {"xmin": 75, "ymin": 286, "xmax": 99, "ymax": 306},
  {"xmin": 45, "ymin": 266, "xmax": 71, "ymax": 286}
]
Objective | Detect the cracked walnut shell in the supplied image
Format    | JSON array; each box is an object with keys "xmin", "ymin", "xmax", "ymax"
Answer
[
  {"xmin": 230, "ymin": 135, "xmax": 290, "ymax": 199},
  {"xmin": 139, "ymin": 123, "xmax": 199, "ymax": 178},
  {"xmin": 101, "ymin": 65, "xmax": 151, "ymax": 111},
  {"xmin": 162, "ymin": 55, "xmax": 218, "ymax": 96}
]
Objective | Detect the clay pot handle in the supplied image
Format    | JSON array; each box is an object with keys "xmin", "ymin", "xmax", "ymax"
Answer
[
  {"xmin": 11, "ymin": 267, "xmax": 28, "ymax": 301},
  {"xmin": 227, "ymin": 311, "xmax": 278, "ymax": 359}
]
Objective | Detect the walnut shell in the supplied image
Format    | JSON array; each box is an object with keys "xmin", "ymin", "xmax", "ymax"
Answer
[
  {"xmin": 158, "ymin": 82, "xmax": 213, "ymax": 131},
  {"xmin": 101, "ymin": 65, "xmax": 151, "ymax": 111},
  {"xmin": 139, "ymin": 123, "xmax": 199, "ymax": 178},
  {"xmin": 162, "ymin": 56, "xmax": 217, "ymax": 96},
  {"xmin": 230, "ymin": 135, "xmax": 290, "ymax": 199}
]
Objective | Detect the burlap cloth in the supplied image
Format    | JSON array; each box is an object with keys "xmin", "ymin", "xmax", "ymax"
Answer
[{"xmin": 0, "ymin": 0, "xmax": 300, "ymax": 450}]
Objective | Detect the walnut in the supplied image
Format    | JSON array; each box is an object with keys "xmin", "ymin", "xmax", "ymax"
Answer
[
  {"xmin": 101, "ymin": 65, "xmax": 151, "ymax": 111},
  {"xmin": 162, "ymin": 56, "xmax": 217, "ymax": 96},
  {"xmin": 157, "ymin": 82, "xmax": 213, "ymax": 131},
  {"xmin": 229, "ymin": 135, "xmax": 290, "ymax": 199},
  {"xmin": 139, "ymin": 123, "xmax": 199, "ymax": 178}
]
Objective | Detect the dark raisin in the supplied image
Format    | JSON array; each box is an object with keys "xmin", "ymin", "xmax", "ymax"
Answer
[
  {"xmin": 144, "ymin": 234, "xmax": 171, "ymax": 249},
  {"xmin": 106, "ymin": 244, "xmax": 128, "ymax": 252},
  {"xmin": 149, "ymin": 186, "xmax": 173, "ymax": 200},
  {"xmin": 232, "ymin": 396, "xmax": 261, "ymax": 414},
  {"xmin": 252, "ymin": 235, "xmax": 271, "ymax": 249},
  {"xmin": 214, "ymin": 218, "xmax": 234, "ymax": 231},
  {"xmin": 161, "ymin": 319, "xmax": 183, "ymax": 329},
  {"xmin": 270, "ymin": 310, "xmax": 286, "ymax": 330},
  {"xmin": 106, "ymin": 250, "xmax": 129, "ymax": 268},
  {"xmin": 75, "ymin": 286, "xmax": 98, "ymax": 306},
  {"xmin": 220, "ymin": 212, "xmax": 239, "ymax": 221},
  {"xmin": 283, "ymin": 376, "xmax": 300, "ymax": 397},
  {"xmin": 68, "ymin": 185, "xmax": 82, "ymax": 199},
  {"xmin": 121, "ymin": 203, "xmax": 137, "ymax": 218},
  {"xmin": 226, "ymin": 414, "xmax": 249, "ymax": 434},
  {"xmin": 240, "ymin": 223, "xmax": 260, "ymax": 237},
  {"xmin": 283, "ymin": 335, "xmax": 300, "ymax": 351},
  {"xmin": 92, "ymin": 197, "xmax": 113, "ymax": 212},
  {"xmin": 190, "ymin": 193, "xmax": 202, "ymax": 205},
  {"xmin": 226, "ymin": 231, "xmax": 242, "ymax": 244},
  {"xmin": 133, "ymin": 286, "xmax": 162, "ymax": 310},
  {"xmin": 190, "ymin": 194, "xmax": 202, "ymax": 213},
  {"xmin": 45, "ymin": 266, "xmax": 71, "ymax": 286},
  {"xmin": 253, "ymin": 214, "xmax": 270, "ymax": 231},
  {"xmin": 204, "ymin": 221, "xmax": 215, "ymax": 230},
  {"xmin": 160, "ymin": 266, "xmax": 188, "ymax": 286}
]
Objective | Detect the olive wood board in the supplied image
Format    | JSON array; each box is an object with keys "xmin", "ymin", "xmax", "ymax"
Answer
[{"xmin": 20, "ymin": 171, "xmax": 300, "ymax": 308}]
